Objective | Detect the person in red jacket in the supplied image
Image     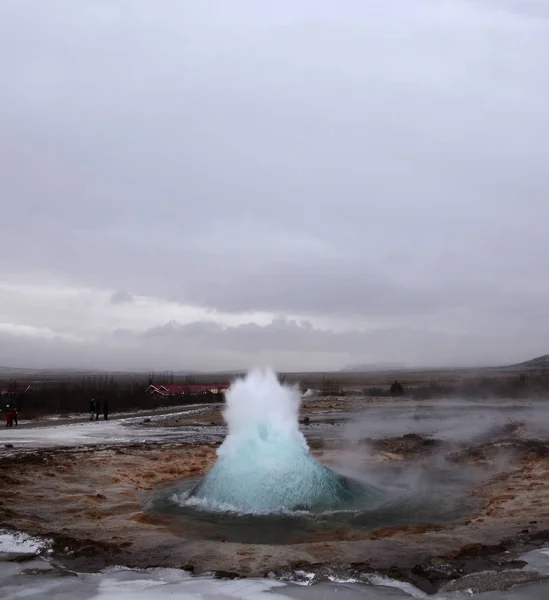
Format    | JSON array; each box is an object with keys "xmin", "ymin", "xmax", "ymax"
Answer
[{"xmin": 9, "ymin": 406, "xmax": 18, "ymax": 427}]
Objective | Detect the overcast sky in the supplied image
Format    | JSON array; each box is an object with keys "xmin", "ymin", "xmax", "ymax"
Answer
[{"xmin": 1, "ymin": 0, "xmax": 549, "ymax": 372}]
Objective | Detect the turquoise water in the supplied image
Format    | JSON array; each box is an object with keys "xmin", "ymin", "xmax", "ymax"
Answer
[{"xmin": 182, "ymin": 369, "xmax": 383, "ymax": 513}]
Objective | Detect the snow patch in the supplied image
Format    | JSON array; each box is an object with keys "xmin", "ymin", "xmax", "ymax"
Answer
[
  {"xmin": 365, "ymin": 574, "xmax": 427, "ymax": 598},
  {"xmin": 292, "ymin": 570, "xmax": 316, "ymax": 585},
  {"xmin": 94, "ymin": 575, "xmax": 290, "ymax": 599},
  {"xmin": 0, "ymin": 404, "xmax": 216, "ymax": 451},
  {"xmin": 0, "ymin": 530, "xmax": 50, "ymax": 554}
]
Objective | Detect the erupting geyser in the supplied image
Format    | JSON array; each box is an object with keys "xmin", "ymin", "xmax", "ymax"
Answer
[{"xmin": 185, "ymin": 369, "xmax": 381, "ymax": 513}]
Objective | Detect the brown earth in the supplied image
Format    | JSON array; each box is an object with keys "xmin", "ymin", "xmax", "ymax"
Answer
[{"xmin": 3, "ymin": 407, "xmax": 549, "ymax": 593}]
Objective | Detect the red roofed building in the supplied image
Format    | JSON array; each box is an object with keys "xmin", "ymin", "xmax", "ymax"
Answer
[
  {"xmin": 145, "ymin": 383, "xmax": 229, "ymax": 397},
  {"xmin": 0, "ymin": 384, "xmax": 31, "ymax": 395}
]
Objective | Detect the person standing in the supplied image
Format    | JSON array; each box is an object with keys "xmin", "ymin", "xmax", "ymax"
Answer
[
  {"xmin": 95, "ymin": 397, "xmax": 101, "ymax": 421},
  {"xmin": 9, "ymin": 406, "xmax": 18, "ymax": 427},
  {"xmin": 5, "ymin": 405, "xmax": 11, "ymax": 427},
  {"xmin": 103, "ymin": 398, "xmax": 109, "ymax": 420},
  {"xmin": 89, "ymin": 398, "xmax": 96, "ymax": 421}
]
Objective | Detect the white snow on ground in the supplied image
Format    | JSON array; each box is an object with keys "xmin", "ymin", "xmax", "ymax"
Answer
[
  {"xmin": 520, "ymin": 547, "xmax": 549, "ymax": 575},
  {"xmin": 364, "ymin": 575, "xmax": 427, "ymax": 598},
  {"xmin": 0, "ymin": 405, "xmax": 217, "ymax": 450},
  {"xmin": 3, "ymin": 560, "xmax": 549, "ymax": 600},
  {"xmin": 95, "ymin": 574, "xmax": 292, "ymax": 600},
  {"xmin": 18, "ymin": 404, "xmax": 218, "ymax": 426},
  {"xmin": 0, "ymin": 530, "xmax": 49, "ymax": 554},
  {"xmin": 0, "ymin": 563, "xmax": 419, "ymax": 599}
]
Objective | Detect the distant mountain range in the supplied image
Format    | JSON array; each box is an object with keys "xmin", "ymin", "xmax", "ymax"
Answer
[
  {"xmin": 341, "ymin": 362, "xmax": 408, "ymax": 373},
  {"xmin": 2, "ymin": 354, "xmax": 549, "ymax": 378},
  {"xmin": 342, "ymin": 354, "xmax": 549, "ymax": 374},
  {"xmin": 0, "ymin": 366, "xmax": 46, "ymax": 374},
  {"xmin": 505, "ymin": 354, "xmax": 549, "ymax": 371},
  {"xmin": 0, "ymin": 366, "xmax": 203, "ymax": 379}
]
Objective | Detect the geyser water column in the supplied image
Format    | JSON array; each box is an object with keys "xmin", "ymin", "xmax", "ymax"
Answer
[{"xmin": 187, "ymin": 369, "xmax": 380, "ymax": 512}]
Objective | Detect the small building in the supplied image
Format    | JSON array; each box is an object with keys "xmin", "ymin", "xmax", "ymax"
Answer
[
  {"xmin": 145, "ymin": 383, "xmax": 229, "ymax": 397},
  {"xmin": 1, "ymin": 384, "xmax": 31, "ymax": 408},
  {"xmin": 0, "ymin": 384, "xmax": 31, "ymax": 397}
]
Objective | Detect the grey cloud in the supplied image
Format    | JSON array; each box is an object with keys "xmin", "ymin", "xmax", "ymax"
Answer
[
  {"xmin": 110, "ymin": 291, "xmax": 133, "ymax": 305},
  {"xmin": 492, "ymin": 0, "xmax": 549, "ymax": 19},
  {"xmin": 132, "ymin": 318, "xmax": 547, "ymax": 365},
  {"xmin": 1, "ymin": 317, "xmax": 547, "ymax": 372},
  {"xmin": 1, "ymin": 1, "xmax": 549, "ymax": 368}
]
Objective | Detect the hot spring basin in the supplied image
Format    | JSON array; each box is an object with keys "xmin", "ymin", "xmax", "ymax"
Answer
[
  {"xmin": 148, "ymin": 370, "xmax": 474, "ymax": 544},
  {"xmin": 148, "ymin": 470, "xmax": 472, "ymax": 545},
  {"xmin": 184, "ymin": 445, "xmax": 384, "ymax": 513}
]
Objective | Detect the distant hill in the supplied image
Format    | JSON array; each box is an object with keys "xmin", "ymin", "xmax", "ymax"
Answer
[
  {"xmin": 505, "ymin": 354, "xmax": 549, "ymax": 371},
  {"xmin": 342, "ymin": 354, "xmax": 549, "ymax": 374},
  {"xmin": 0, "ymin": 366, "xmax": 38, "ymax": 373},
  {"xmin": 341, "ymin": 362, "xmax": 408, "ymax": 373}
]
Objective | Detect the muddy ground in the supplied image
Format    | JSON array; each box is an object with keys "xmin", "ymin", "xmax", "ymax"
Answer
[{"xmin": 3, "ymin": 400, "xmax": 549, "ymax": 594}]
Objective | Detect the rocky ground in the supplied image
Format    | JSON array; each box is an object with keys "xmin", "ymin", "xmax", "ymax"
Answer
[{"xmin": 3, "ymin": 399, "xmax": 549, "ymax": 594}]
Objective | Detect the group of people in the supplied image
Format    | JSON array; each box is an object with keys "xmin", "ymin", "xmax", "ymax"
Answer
[
  {"xmin": 89, "ymin": 397, "xmax": 110, "ymax": 421},
  {"xmin": 4, "ymin": 405, "xmax": 18, "ymax": 427}
]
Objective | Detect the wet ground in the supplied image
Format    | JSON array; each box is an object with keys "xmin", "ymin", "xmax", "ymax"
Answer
[
  {"xmin": 1, "ymin": 404, "xmax": 221, "ymax": 449},
  {"xmin": 3, "ymin": 532, "xmax": 549, "ymax": 599},
  {"xmin": 3, "ymin": 396, "xmax": 549, "ymax": 597}
]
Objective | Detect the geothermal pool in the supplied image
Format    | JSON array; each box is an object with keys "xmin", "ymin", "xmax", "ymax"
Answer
[
  {"xmin": 150, "ymin": 473, "xmax": 475, "ymax": 545},
  {"xmin": 148, "ymin": 369, "xmax": 477, "ymax": 544}
]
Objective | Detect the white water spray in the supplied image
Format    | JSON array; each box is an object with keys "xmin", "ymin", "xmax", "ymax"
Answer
[{"xmin": 186, "ymin": 369, "xmax": 380, "ymax": 513}]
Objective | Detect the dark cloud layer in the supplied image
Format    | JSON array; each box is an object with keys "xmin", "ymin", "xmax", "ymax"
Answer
[
  {"xmin": 1, "ymin": 316, "xmax": 546, "ymax": 373},
  {"xmin": 0, "ymin": 0, "xmax": 549, "ymax": 369},
  {"xmin": 110, "ymin": 291, "xmax": 134, "ymax": 305}
]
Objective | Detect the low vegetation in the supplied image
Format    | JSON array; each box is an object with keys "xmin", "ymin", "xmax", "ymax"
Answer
[
  {"xmin": 1, "ymin": 375, "xmax": 224, "ymax": 418},
  {"xmin": 2, "ymin": 368, "xmax": 549, "ymax": 418}
]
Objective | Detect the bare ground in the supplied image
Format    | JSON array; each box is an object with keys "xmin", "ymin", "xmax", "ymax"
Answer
[{"xmin": 3, "ymin": 404, "xmax": 549, "ymax": 593}]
